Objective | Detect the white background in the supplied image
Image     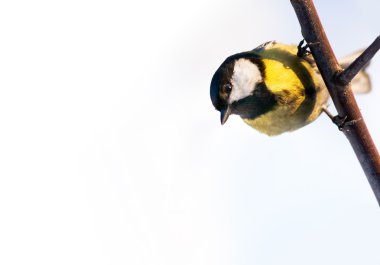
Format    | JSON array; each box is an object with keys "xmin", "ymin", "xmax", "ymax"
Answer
[{"xmin": 0, "ymin": 0, "xmax": 379, "ymax": 264}]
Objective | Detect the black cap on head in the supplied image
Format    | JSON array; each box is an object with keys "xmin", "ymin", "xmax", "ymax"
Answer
[{"xmin": 210, "ymin": 59, "xmax": 235, "ymax": 111}]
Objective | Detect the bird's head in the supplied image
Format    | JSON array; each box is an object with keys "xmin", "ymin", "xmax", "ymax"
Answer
[{"xmin": 210, "ymin": 54, "xmax": 266, "ymax": 124}]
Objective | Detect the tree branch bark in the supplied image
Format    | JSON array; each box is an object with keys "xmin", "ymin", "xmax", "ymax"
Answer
[
  {"xmin": 337, "ymin": 36, "xmax": 380, "ymax": 86},
  {"xmin": 290, "ymin": 0, "xmax": 380, "ymax": 205}
]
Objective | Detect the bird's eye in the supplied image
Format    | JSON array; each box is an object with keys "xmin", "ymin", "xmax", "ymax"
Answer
[{"xmin": 222, "ymin": 84, "xmax": 232, "ymax": 94}]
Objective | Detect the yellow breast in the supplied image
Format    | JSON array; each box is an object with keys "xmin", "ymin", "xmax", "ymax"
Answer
[{"xmin": 243, "ymin": 43, "xmax": 328, "ymax": 135}]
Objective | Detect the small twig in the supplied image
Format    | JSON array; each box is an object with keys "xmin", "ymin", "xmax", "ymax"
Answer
[
  {"xmin": 336, "ymin": 36, "xmax": 380, "ymax": 86},
  {"xmin": 290, "ymin": 0, "xmax": 380, "ymax": 205}
]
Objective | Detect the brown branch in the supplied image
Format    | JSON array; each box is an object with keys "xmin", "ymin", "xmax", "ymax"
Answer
[
  {"xmin": 290, "ymin": 0, "xmax": 380, "ymax": 206},
  {"xmin": 337, "ymin": 36, "xmax": 380, "ymax": 86}
]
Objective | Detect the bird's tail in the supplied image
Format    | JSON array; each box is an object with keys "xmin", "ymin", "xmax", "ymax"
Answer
[{"xmin": 339, "ymin": 50, "xmax": 371, "ymax": 94}]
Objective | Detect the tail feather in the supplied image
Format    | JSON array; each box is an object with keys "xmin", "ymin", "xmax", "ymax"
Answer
[{"xmin": 339, "ymin": 50, "xmax": 371, "ymax": 94}]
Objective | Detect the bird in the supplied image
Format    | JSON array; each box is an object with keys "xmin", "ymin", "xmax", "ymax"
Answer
[{"xmin": 210, "ymin": 41, "xmax": 371, "ymax": 136}]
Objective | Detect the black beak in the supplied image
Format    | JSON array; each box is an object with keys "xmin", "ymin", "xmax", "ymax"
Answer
[{"xmin": 220, "ymin": 105, "xmax": 232, "ymax": 125}]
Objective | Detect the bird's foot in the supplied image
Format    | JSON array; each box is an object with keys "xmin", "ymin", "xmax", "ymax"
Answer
[
  {"xmin": 333, "ymin": 116, "xmax": 362, "ymax": 131},
  {"xmin": 297, "ymin": 39, "xmax": 320, "ymax": 58},
  {"xmin": 297, "ymin": 39, "xmax": 310, "ymax": 57},
  {"xmin": 322, "ymin": 107, "xmax": 361, "ymax": 131}
]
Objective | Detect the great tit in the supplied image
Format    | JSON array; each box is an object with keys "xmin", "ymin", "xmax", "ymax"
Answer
[{"xmin": 210, "ymin": 41, "xmax": 371, "ymax": 136}]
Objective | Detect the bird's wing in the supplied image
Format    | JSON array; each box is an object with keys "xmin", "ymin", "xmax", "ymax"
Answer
[{"xmin": 252, "ymin": 41, "xmax": 277, "ymax": 53}]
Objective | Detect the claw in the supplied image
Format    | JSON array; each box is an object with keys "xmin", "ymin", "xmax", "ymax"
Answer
[
  {"xmin": 297, "ymin": 39, "xmax": 320, "ymax": 58},
  {"xmin": 297, "ymin": 39, "xmax": 310, "ymax": 57},
  {"xmin": 332, "ymin": 115, "xmax": 361, "ymax": 131},
  {"xmin": 332, "ymin": 115, "xmax": 347, "ymax": 131},
  {"xmin": 322, "ymin": 107, "xmax": 361, "ymax": 131}
]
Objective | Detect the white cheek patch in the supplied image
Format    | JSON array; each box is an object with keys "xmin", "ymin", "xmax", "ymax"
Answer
[{"xmin": 228, "ymin": 58, "xmax": 262, "ymax": 103}]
